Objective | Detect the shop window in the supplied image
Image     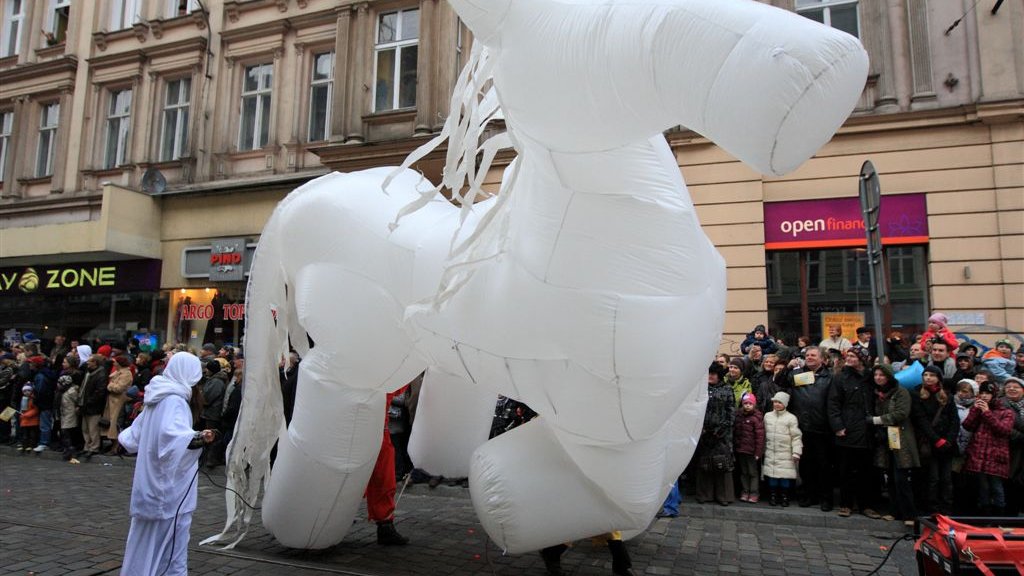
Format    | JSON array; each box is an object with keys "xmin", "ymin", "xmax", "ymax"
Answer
[
  {"xmin": 161, "ymin": 77, "xmax": 191, "ymax": 161},
  {"xmin": 888, "ymin": 245, "xmax": 919, "ymax": 288},
  {"xmin": 36, "ymin": 103, "xmax": 59, "ymax": 177},
  {"xmin": 165, "ymin": 0, "xmax": 200, "ymax": 18},
  {"xmin": 104, "ymin": 88, "xmax": 132, "ymax": 169},
  {"xmin": 374, "ymin": 8, "xmax": 419, "ymax": 112},
  {"xmin": 1, "ymin": 0, "xmax": 23, "ymax": 57},
  {"xmin": 45, "ymin": 0, "xmax": 71, "ymax": 46},
  {"xmin": 109, "ymin": 0, "xmax": 140, "ymax": 31},
  {"xmin": 766, "ymin": 253, "xmax": 780, "ymax": 296},
  {"xmin": 843, "ymin": 249, "xmax": 870, "ymax": 292},
  {"xmin": 238, "ymin": 63, "xmax": 273, "ymax": 151},
  {"xmin": 308, "ymin": 51, "xmax": 334, "ymax": 142},
  {"xmin": 0, "ymin": 110, "xmax": 11, "ymax": 182},
  {"xmin": 806, "ymin": 250, "xmax": 825, "ymax": 294},
  {"xmin": 796, "ymin": 0, "xmax": 859, "ymax": 38}
]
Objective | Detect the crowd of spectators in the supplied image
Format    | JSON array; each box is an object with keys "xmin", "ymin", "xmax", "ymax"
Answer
[
  {"xmin": 690, "ymin": 316, "xmax": 1024, "ymax": 523},
  {"xmin": 4, "ymin": 315, "xmax": 1022, "ymax": 528},
  {"xmin": 1, "ymin": 335, "xmax": 243, "ymax": 469}
]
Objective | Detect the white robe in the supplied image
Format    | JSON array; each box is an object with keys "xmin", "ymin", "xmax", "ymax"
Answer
[{"xmin": 119, "ymin": 353, "xmax": 203, "ymax": 576}]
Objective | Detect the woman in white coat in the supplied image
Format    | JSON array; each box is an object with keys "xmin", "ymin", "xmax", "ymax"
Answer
[
  {"xmin": 762, "ymin": 391, "xmax": 803, "ymax": 506},
  {"xmin": 118, "ymin": 352, "xmax": 217, "ymax": 576}
]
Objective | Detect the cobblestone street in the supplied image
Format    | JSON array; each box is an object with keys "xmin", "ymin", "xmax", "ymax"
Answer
[{"xmin": 0, "ymin": 447, "xmax": 919, "ymax": 576}]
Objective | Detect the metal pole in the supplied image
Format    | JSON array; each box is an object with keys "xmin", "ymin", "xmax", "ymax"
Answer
[{"xmin": 859, "ymin": 161, "xmax": 886, "ymax": 364}]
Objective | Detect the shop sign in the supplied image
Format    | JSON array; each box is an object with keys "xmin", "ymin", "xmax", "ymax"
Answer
[
  {"xmin": 764, "ymin": 193, "xmax": 928, "ymax": 250},
  {"xmin": 182, "ymin": 241, "xmax": 256, "ymax": 280},
  {"xmin": 820, "ymin": 311, "xmax": 866, "ymax": 343},
  {"xmin": 209, "ymin": 238, "xmax": 247, "ymax": 282},
  {"xmin": 0, "ymin": 259, "xmax": 161, "ymax": 297},
  {"xmin": 179, "ymin": 302, "xmax": 246, "ymax": 321}
]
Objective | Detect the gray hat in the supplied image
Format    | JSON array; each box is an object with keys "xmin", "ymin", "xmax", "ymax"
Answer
[{"xmin": 771, "ymin": 391, "xmax": 790, "ymax": 408}]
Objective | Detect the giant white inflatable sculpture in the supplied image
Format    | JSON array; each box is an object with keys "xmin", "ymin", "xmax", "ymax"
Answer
[{"xmin": 206, "ymin": 0, "xmax": 868, "ymax": 554}]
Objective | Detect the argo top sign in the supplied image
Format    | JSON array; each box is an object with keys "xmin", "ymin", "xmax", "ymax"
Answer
[
  {"xmin": 0, "ymin": 259, "xmax": 162, "ymax": 297},
  {"xmin": 763, "ymin": 193, "xmax": 929, "ymax": 250}
]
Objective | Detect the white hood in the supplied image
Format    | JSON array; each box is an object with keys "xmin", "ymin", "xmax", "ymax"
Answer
[{"xmin": 144, "ymin": 352, "xmax": 201, "ymax": 406}]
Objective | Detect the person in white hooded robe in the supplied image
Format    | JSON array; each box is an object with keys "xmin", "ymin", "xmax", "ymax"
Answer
[{"xmin": 118, "ymin": 352, "xmax": 217, "ymax": 576}]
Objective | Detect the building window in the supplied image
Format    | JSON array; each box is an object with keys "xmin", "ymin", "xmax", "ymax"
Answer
[
  {"xmin": 308, "ymin": 51, "xmax": 334, "ymax": 142},
  {"xmin": 45, "ymin": 0, "xmax": 71, "ymax": 46},
  {"xmin": 165, "ymin": 0, "xmax": 199, "ymax": 18},
  {"xmin": 36, "ymin": 103, "xmax": 59, "ymax": 177},
  {"xmin": 1, "ymin": 0, "xmax": 24, "ymax": 57},
  {"xmin": 796, "ymin": 0, "xmax": 859, "ymax": 38},
  {"xmin": 109, "ymin": 0, "xmax": 140, "ymax": 31},
  {"xmin": 373, "ymin": 8, "xmax": 419, "ymax": 112},
  {"xmin": 843, "ymin": 249, "xmax": 870, "ymax": 292},
  {"xmin": 239, "ymin": 63, "xmax": 272, "ymax": 151},
  {"xmin": 806, "ymin": 250, "xmax": 825, "ymax": 294},
  {"xmin": 888, "ymin": 245, "xmax": 919, "ymax": 288},
  {"xmin": 0, "ymin": 111, "xmax": 11, "ymax": 181},
  {"xmin": 161, "ymin": 77, "xmax": 191, "ymax": 161},
  {"xmin": 104, "ymin": 88, "xmax": 132, "ymax": 169}
]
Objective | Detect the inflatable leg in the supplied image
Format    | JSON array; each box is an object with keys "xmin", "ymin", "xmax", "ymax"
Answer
[{"xmin": 261, "ymin": 355, "xmax": 385, "ymax": 549}]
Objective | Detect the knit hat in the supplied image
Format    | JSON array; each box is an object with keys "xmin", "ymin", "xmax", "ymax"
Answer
[
  {"xmin": 202, "ymin": 343, "xmax": 217, "ymax": 353},
  {"xmin": 741, "ymin": 392, "xmax": 757, "ymax": 406},
  {"xmin": 205, "ymin": 359, "xmax": 221, "ymax": 374},
  {"xmin": 922, "ymin": 365, "xmax": 944, "ymax": 379},
  {"xmin": 754, "ymin": 324, "xmax": 766, "ymax": 334},
  {"xmin": 21, "ymin": 384, "xmax": 33, "ymax": 394},
  {"xmin": 847, "ymin": 346, "xmax": 870, "ymax": 367},
  {"xmin": 27, "ymin": 355, "xmax": 45, "ymax": 367},
  {"xmin": 771, "ymin": 391, "xmax": 790, "ymax": 408},
  {"xmin": 978, "ymin": 381, "xmax": 998, "ymax": 395},
  {"xmin": 113, "ymin": 355, "xmax": 132, "ymax": 368},
  {"xmin": 958, "ymin": 342, "xmax": 978, "ymax": 356},
  {"xmin": 995, "ymin": 338, "xmax": 1014, "ymax": 350},
  {"xmin": 728, "ymin": 357, "xmax": 745, "ymax": 369},
  {"xmin": 957, "ymin": 378, "xmax": 979, "ymax": 396},
  {"xmin": 97, "ymin": 345, "xmax": 112, "ymax": 358},
  {"xmin": 928, "ymin": 313, "xmax": 948, "ymax": 328},
  {"xmin": 1004, "ymin": 377, "xmax": 1024, "ymax": 390},
  {"xmin": 708, "ymin": 362, "xmax": 727, "ymax": 380}
]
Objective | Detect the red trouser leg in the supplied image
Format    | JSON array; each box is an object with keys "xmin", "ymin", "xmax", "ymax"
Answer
[{"xmin": 366, "ymin": 429, "xmax": 397, "ymax": 522}]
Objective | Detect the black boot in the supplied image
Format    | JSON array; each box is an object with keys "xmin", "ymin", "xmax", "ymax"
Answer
[
  {"xmin": 540, "ymin": 544, "xmax": 568, "ymax": 576},
  {"xmin": 769, "ymin": 489, "xmax": 779, "ymax": 506},
  {"xmin": 607, "ymin": 539, "xmax": 638, "ymax": 576},
  {"xmin": 781, "ymin": 489, "xmax": 790, "ymax": 507},
  {"xmin": 376, "ymin": 520, "xmax": 409, "ymax": 546}
]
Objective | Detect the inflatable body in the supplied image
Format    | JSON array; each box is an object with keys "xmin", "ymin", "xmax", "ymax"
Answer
[{"xmin": 207, "ymin": 0, "xmax": 868, "ymax": 554}]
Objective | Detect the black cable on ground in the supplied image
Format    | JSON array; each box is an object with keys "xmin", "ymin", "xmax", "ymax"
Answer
[{"xmin": 863, "ymin": 533, "xmax": 915, "ymax": 576}]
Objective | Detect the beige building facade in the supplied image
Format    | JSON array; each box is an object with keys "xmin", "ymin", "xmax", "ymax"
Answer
[{"xmin": 0, "ymin": 0, "xmax": 1021, "ymax": 354}]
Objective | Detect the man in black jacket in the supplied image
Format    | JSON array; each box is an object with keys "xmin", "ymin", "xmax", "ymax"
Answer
[
  {"xmin": 785, "ymin": 346, "xmax": 835, "ymax": 510},
  {"xmin": 827, "ymin": 347, "xmax": 881, "ymax": 519}
]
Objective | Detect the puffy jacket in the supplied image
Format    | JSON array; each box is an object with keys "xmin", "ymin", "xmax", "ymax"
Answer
[
  {"xmin": 981, "ymin": 350, "xmax": 1015, "ymax": 383},
  {"xmin": 733, "ymin": 408, "xmax": 765, "ymax": 458},
  {"xmin": 917, "ymin": 328, "xmax": 958, "ymax": 352},
  {"xmin": 19, "ymin": 396, "xmax": 39, "ymax": 427},
  {"xmin": 726, "ymin": 375, "xmax": 752, "ymax": 409},
  {"xmin": 740, "ymin": 333, "xmax": 778, "ymax": 355},
  {"xmin": 963, "ymin": 399, "xmax": 1015, "ymax": 478},
  {"xmin": 32, "ymin": 367, "xmax": 57, "ymax": 411},
  {"xmin": 762, "ymin": 409, "xmax": 802, "ymax": 479},
  {"xmin": 827, "ymin": 366, "xmax": 872, "ymax": 448},
  {"xmin": 785, "ymin": 366, "xmax": 833, "ymax": 435}
]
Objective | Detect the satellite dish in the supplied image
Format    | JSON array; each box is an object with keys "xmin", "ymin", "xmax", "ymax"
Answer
[{"xmin": 141, "ymin": 167, "xmax": 167, "ymax": 194}]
